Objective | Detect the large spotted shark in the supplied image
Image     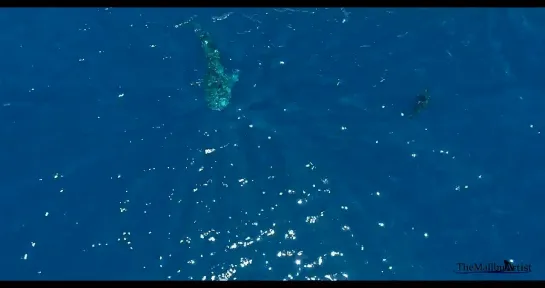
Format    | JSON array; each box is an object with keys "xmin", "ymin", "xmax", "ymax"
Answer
[{"xmin": 193, "ymin": 23, "xmax": 239, "ymax": 111}]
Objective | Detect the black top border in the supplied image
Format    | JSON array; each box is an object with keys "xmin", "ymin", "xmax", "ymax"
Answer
[
  {"xmin": 2, "ymin": 280, "xmax": 544, "ymax": 282},
  {"xmin": 0, "ymin": 4, "xmax": 542, "ymax": 7}
]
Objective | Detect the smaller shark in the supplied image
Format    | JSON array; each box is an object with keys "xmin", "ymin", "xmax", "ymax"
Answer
[
  {"xmin": 194, "ymin": 24, "xmax": 239, "ymax": 111},
  {"xmin": 408, "ymin": 89, "xmax": 430, "ymax": 118}
]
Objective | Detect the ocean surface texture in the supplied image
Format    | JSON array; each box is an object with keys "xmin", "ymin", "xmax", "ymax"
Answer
[{"xmin": 1, "ymin": 8, "xmax": 544, "ymax": 280}]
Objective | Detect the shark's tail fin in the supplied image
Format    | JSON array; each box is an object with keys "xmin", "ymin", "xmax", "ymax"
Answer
[
  {"xmin": 193, "ymin": 22, "xmax": 202, "ymax": 33},
  {"xmin": 192, "ymin": 22, "xmax": 211, "ymax": 42}
]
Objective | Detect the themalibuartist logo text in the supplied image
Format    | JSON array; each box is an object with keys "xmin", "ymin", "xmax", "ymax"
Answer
[{"xmin": 455, "ymin": 260, "xmax": 531, "ymax": 274}]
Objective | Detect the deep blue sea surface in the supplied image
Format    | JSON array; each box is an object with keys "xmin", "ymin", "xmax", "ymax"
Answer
[{"xmin": 1, "ymin": 7, "xmax": 544, "ymax": 280}]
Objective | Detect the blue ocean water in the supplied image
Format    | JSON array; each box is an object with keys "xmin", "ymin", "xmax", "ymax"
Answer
[{"xmin": 1, "ymin": 7, "xmax": 544, "ymax": 280}]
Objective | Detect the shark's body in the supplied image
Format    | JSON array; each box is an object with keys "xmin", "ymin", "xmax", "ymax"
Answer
[
  {"xmin": 194, "ymin": 24, "xmax": 239, "ymax": 111},
  {"xmin": 408, "ymin": 89, "xmax": 430, "ymax": 118}
]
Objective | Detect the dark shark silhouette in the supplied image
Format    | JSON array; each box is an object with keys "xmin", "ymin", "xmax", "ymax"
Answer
[{"xmin": 408, "ymin": 89, "xmax": 430, "ymax": 118}]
